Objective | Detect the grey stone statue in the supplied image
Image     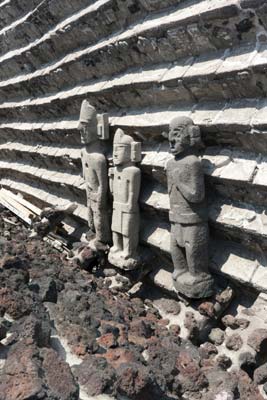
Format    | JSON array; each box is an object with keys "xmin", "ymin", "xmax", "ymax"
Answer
[
  {"xmin": 108, "ymin": 128, "xmax": 141, "ymax": 270},
  {"xmin": 164, "ymin": 116, "xmax": 214, "ymax": 299},
  {"xmin": 78, "ymin": 100, "xmax": 111, "ymax": 250}
]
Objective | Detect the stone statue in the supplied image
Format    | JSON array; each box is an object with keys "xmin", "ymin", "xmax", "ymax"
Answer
[
  {"xmin": 78, "ymin": 100, "xmax": 111, "ymax": 250},
  {"xmin": 164, "ymin": 116, "xmax": 214, "ymax": 299},
  {"xmin": 108, "ymin": 128, "xmax": 141, "ymax": 270}
]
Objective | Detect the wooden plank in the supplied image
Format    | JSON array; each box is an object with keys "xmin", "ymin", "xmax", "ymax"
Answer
[
  {"xmin": 1, "ymin": 188, "xmax": 41, "ymax": 216},
  {"xmin": 0, "ymin": 192, "xmax": 32, "ymax": 225},
  {"xmin": 0, "ymin": 189, "xmax": 34, "ymax": 217}
]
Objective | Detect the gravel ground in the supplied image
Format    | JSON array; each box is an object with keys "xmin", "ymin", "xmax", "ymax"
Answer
[{"xmin": 0, "ymin": 207, "xmax": 265, "ymax": 400}]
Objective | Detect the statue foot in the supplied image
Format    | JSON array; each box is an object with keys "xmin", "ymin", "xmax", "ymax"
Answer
[
  {"xmin": 172, "ymin": 268, "xmax": 187, "ymax": 281},
  {"xmin": 109, "ymin": 245, "xmax": 120, "ymax": 255},
  {"xmin": 173, "ymin": 271, "xmax": 214, "ymax": 299},
  {"xmin": 108, "ymin": 251, "xmax": 140, "ymax": 271}
]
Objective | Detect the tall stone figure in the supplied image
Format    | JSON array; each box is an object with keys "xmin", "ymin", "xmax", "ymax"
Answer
[
  {"xmin": 164, "ymin": 116, "xmax": 214, "ymax": 299},
  {"xmin": 108, "ymin": 129, "xmax": 141, "ymax": 270},
  {"xmin": 78, "ymin": 100, "xmax": 111, "ymax": 250}
]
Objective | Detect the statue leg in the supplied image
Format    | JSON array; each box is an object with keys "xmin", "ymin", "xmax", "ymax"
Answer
[
  {"xmin": 88, "ymin": 204, "xmax": 94, "ymax": 232},
  {"xmin": 110, "ymin": 232, "xmax": 123, "ymax": 254},
  {"xmin": 122, "ymin": 231, "xmax": 138, "ymax": 260},
  {"xmin": 184, "ymin": 223, "xmax": 209, "ymax": 276},
  {"xmin": 171, "ymin": 223, "xmax": 187, "ymax": 281},
  {"xmin": 94, "ymin": 207, "xmax": 111, "ymax": 245}
]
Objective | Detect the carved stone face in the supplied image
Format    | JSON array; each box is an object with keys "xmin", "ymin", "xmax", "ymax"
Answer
[
  {"xmin": 168, "ymin": 123, "xmax": 190, "ymax": 155},
  {"xmin": 113, "ymin": 144, "xmax": 131, "ymax": 166},
  {"xmin": 78, "ymin": 122, "xmax": 98, "ymax": 145}
]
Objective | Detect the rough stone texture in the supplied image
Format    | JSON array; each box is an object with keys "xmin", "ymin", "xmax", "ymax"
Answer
[
  {"xmin": 225, "ymin": 333, "xmax": 243, "ymax": 351},
  {"xmin": 3, "ymin": 208, "xmax": 267, "ymax": 399},
  {"xmin": 0, "ymin": 0, "xmax": 267, "ymax": 293},
  {"xmin": 0, "ymin": 341, "xmax": 79, "ymax": 400},
  {"xmin": 165, "ymin": 116, "xmax": 214, "ymax": 298},
  {"xmin": 209, "ymin": 328, "xmax": 225, "ymax": 346}
]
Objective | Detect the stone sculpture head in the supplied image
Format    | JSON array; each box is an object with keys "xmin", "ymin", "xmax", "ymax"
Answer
[
  {"xmin": 78, "ymin": 100, "xmax": 98, "ymax": 144},
  {"xmin": 165, "ymin": 116, "xmax": 203, "ymax": 155},
  {"xmin": 113, "ymin": 128, "xmax": 133, "ymax": 166}
]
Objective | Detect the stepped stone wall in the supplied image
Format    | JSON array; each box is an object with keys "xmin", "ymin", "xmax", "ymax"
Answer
[{"xmin": 1, "ymin": 0, "xmax": 267, "ymax": 292}]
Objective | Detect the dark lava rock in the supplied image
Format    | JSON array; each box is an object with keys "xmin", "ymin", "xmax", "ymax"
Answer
[
  {"xmin": 74, "ymin": 355, "xmax": 116, "ymax": 396},
  {"xmin": 234, "ymin": 370, "xmax": 264, "ymax": 400},
  {"xmin": 0, "ymin": 319, "xmax": 7, "ymax": 341},
  {"xmin": 184, "ymin": 312, "xmax": 199, "ymax": 343},
  {"xmin": 0, "ymin": 287, "xmax": 34, "ymax": 319},
  {"xmin": 9, "ymin": 313, "xmax": 51, "ymax": 347},
  {"xmin": 159, "ymin": 298, "xmax": 181, "ymax": 315},
  {"xmin": 29, "ymin": 276, "xmax": 58, "ymax": 303},
  {"xmin": 216, "ymin": 354, "xmax": 232, "ymax": 370},
  {"xmin": 248, "ymin": 329, "xmax": 267, "ymax": 352},
  {"xmin": 41, "ymin": 347, "xmax": 79, "ymax": 400},
  {"xmin": 225, "ymin": 333, "xmax": 243, "ymax": 351},
  {"xmin": 222, "ymin": 315, "xmax": 240, "ymax": 329},
  {"xmin": 205, "ymin": 368, "xmax": 237, "ymax": 399},
  {"xmin": 239, "ymin": 351, "xmax": 256, "ymax": 374},
  {"xmin": 116, "ymin": 362, "xmax": 163, "ymax": 400},
  {"xmin": 254, "ymin": 363, "xmax": 267, "ymax": 385},
  {"xmin": 198, "ymin": 301, "xmax": 215, "ymax": 318},
  {"xmin": 237, "ymin": 318, "xmax": 250, "ymax": 330},
  {"xmin": 0, "ymin": 340, "xmax": 79, "ymax": 400},
  {"xmin": 209, "ymin": 328, "xmax": 225, "ymax": 345},
  {"xmin": 97, "ymin": 332, "xmax": 118, "ymax": 349},
  {"xmin": 175, "ymin": 349, "xmax": 208, "ymax": 394},
  {"xmin": 199, "ymin": 342, "xmax": 218, "ymax": 360}
]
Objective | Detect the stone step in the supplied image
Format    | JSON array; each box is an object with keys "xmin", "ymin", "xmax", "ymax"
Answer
[
  {"xmin": 149, "ymin": 238, "xmax": 267, "ymax": 295},
  {"xmin": 0, "ymin": 140, "xmax": 264, "ymax": 200},
  {"xmin": 142, "ymin": 217, "xmax": 267, "ymax": 293},
  {"xmin": 3, "ymin": 44, "xmax": 267, "ymax": 109},
  {"xmin": 112, "ymin": 100, "xmax": 267, "ymax": 154},
  {"xmin": 2, "ymin": 172, "xmax": 267, "ymax": 293},
  {"xmin": 0, "ymin": 0, "xmax": 42, "ymax": 31},
  {"xmin": 1, "ymin": 98, "xmax": 267, "ymax": 151},
  {"xmin": 0, "ymin": 120, "xmax": 80, "ymax": 145},
  {"xmin": 241, "ymin": 0, "xmax": 267, "ymax": 30},
  {"xmin": 0, "ymin": 159, "xmax": 84, "ymax": 191},
  {"xmin": 0, "ymin": 0, "xmax": 97, "ymax": 58},
  {"xmin": 2, "ymin": 98, "xmax": 267, "ymax": 154},
  {"xmin": 0, "ymin": 140, "xmax": 260, "ymax": 191},
  {"xmin": 1, "ymin": 146, "xmax": 267, "ymax": 252},
  {"xmin": 141, "ymin": 178, "xmax": 267, "ymax": 253},
  {"xmin": 0, "ymin": 0, "xmax": 185, "ymax": 65},
  {"xmin": 0, "ymin": 0, "xmax": 253, "ymax": 91},
  {"xmin": 0, "ymin": 177, "xmax": 87, "ymax": 220}
]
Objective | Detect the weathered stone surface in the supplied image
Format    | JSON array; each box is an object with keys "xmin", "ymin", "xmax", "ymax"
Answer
[
  {"xmin": 0, "ymin": 319, "xmax": 7, "ymax": 341},
  {"xmin": 254, "ymin": 363, "xmax": 267, "ymax": 385},
  {"xmin": 247, "ymin": 329, "xmax": 267, "ymax": 353},
  {"xmin": 0, "ymin": 341, "xmax": 79, "ymax": 400},
  {"xmin": 225, "ymin": 333, "xmax": 243, "ymax": 351},
  {"xmin": 30, "ymin": 276, "xmax": 58, "ymax": 303},
  {"xmin": 74, "ymin": 355, "xmax": 116, "ymax": 397},
  {"xmin": 9, "ymin": 313, "xmax": 51, "ymax": 347},
  {"xmin": 209, "ymin": 328, "xmax": 225, "ymax": 346}
]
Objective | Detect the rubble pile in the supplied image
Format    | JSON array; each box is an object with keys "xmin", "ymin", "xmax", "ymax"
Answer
[{"xmin": 0, "ymin": 208, "xmax": 267, "ymax": 400}]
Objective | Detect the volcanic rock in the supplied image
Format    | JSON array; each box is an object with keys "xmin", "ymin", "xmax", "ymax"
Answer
[
  {"xmin": 74, "ymin": 355, "xmax": 116, "ymax": 396},
  {"xmin": 254, "ymin": 363, "xmax": 267, "ymax": 385},
  {"xmin": 0, "ymin": 340, "xmax": 79, "ymax": 400},
  {"xmin": 225, "ymin": 333, "xmax": 243, "ymax": 351},
  {"xmin": 209, "ymin": 328, "xmax": 225, "ymax": 345},
  {"xmin": 247, "ymin": 329, "xmax": 267, "ymax": 352}
]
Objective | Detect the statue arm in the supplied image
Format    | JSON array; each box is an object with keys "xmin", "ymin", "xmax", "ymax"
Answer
[
  {"xmin": 109, "ymin": 167, "xmax": 114, "ymax": 195},
  {"xmin": 177, "ymin": 161, "xmax": 205, "ymax": 203},
  {"xmin": 124, "ymin": 169, "xmax": 141, "ymax": 212},
  {"xmin": 95, "ymin": 158, "xmax": 108, "ymax": 206}
]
